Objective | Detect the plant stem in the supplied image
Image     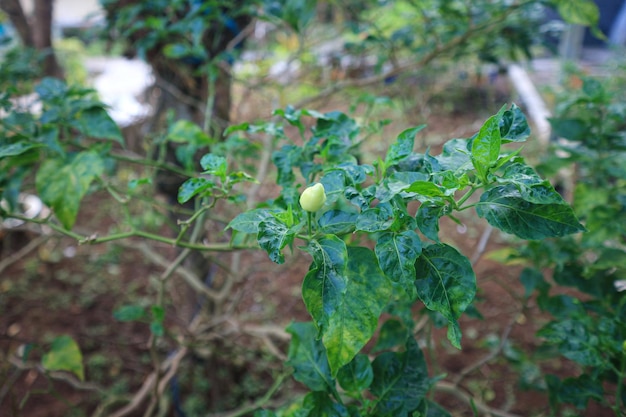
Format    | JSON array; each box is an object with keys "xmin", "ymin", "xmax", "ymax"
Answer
[
  {"xmin": 307, "ymin": 211, "xmax": 312, "ymax": 238},
  {"xmin": 455, "ymin": 186, "xmax": 478, "ymax": 210}
]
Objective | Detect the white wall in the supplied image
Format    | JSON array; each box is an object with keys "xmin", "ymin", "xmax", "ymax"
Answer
[{"xmin": 20, "ymin": 0, "xmax": 103, "ymax": 27}]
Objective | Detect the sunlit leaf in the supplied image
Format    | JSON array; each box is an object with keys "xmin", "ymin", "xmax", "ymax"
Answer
[
  {"xmin": 35, "ymin": 151, "xmax": 104, "ymax": 229},
  {"xmin": 41, "ymin": 335, "xmax": 84, "ymax": 380},
  {"xmin": 302, "ymin": 242, "xmax": 392, "ymax": 375}
]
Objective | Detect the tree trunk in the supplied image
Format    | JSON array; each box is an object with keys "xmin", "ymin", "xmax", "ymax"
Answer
[
  {"xmin": 0, "ymin": 0, "xmax": 34, "ymax": 46},
  {"xmin": 33, "ymin": 0, "xmax": 63, "ymax": 78},
  {"xmin": 0, "ymin": 0, "xmax": 63, "ymax": 78}
]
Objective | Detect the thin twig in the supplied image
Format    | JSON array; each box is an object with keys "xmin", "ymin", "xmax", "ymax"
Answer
[
  {"xmin": 471, "ymin": 225, "xmax": 494, "ymax": 265},
  {"xmin": 435, "ymin": 381, "xmax": 523, "ymax": 417},
  {"xmin": 453, "ymin": 312, "xmax": 519, "ymax": 386},
  {"xmin": 0, "ymin": 234, "xmax": 49, "ymax": 275}
]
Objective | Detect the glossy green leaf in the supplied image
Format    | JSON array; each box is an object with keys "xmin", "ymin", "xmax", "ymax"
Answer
[
  {"xmin": 301, "ymin": 392, "xmax": 349, "ymax": 417},
  {"xmin": 415, "ymin": 204, "xmax": 445, "ymax": 242},
  {"xmin": 113, "ymin": 305, "xmax": 145, "ymax": 322},
  {"xmin": 302, "ymin": 242, "xmax": 392, "ymax": 375},
  {"xmin": 370, "ymin": 337, "xmax": 429, "ymax": 417},
  {"xmin": 69, "ymin": 107, "xmax": 124, "ymax": 144},
  {"xmin": 471, "ymin": 106, "xmax": 504, "ymax": 181},
  {"xmin": 318, "ymin": 210, "xmax": 358, "ymax": 234},
  {"xmin": 498, "ymin": 163, "xmax": 566, "ymax": 205},
  {"xmin": 385, "ymin": 125, "xmax": 425, "ymax": 168},
  {"xmin": 227, "ymin": 208, "xmax": 280, "ymax": 234},
  {"xmin": 417, "ymin": 399, "xmax": 452, "ymax": 417},
  {"xmin": 286, "ymin": 322, "xmax": 335, "ymax": 393},
  {"xmin": 414, "ymin": 244, "xmax": 476, "ymax": 348},
  {"xmin": 372, "ymin": 319, "xmax": 409, "ymax": 353},
  {"xmin": 36, "ymin": 151, "xmax": 104, "ymax": 229},
  {"xmin": 177, "ymin": 177, "xmax": 215, "ymax": 204},
  {"xmin": 0, "ymin": 142, "xmax": 43, "ymax": 159},
  {"xmin": 432, "ymin": 139, "xmax": 472, "ymax": 172},
  {"xmin": 200, "ymin": 153, "xmax": 227, "ymax": 178},
  {"xmin": 41, "ymin": 335, "xmax": 84, "ymax": 380},
  {"xmin": 258, "ymin": 215, "xmax": 295, "ymax": 264},
  {"xmin": 337, "ymin": 354, "xmax": 373, "ymax": 393},
  {"xmin": 476, "ymin": 184, "xmax": 585, "ymax": 240},
  {"xmin": 500, "ymin": 103, "xmax": 530, "ymax": 143},
  {"xmin": 375, "ymin": 231, "xmax": 421, "ymax": 299},
  {"xmin": 356, "ymin": 205, "xmax": 394, "ymax": 232}
]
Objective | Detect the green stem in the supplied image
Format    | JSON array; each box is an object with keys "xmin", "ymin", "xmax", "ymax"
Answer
[
  {"xmin": 455, "ymin": 186, "xmax": 479, "ymax": 211},
  {"xmin": 307, "ymin": 212, "xmax": 312, "ymax": 238},
  {"xmin": 3, "ymin": 213, "xmax": 253, "ymax": 251}
]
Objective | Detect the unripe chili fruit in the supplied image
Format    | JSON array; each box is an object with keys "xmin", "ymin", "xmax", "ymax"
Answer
[
  {"xmin": 623, "ymin": 339, "xmax": 626, "ymax": 352},
  {"xmin": 300, "ymin": 183, "xmax": 326, "ymax": 212}
]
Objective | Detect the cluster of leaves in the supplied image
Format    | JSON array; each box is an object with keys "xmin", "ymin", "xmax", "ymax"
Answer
[
  {"xmin": 511, "ymin": 71, "xmax": 626, "ymax": 414},
  {"xmin": 223, "ymin": 104, "xmax": 584, "ymax": 415},
  {"xmin": 0, "ymin": 75, "xmax": 122, "ymax": 229}
]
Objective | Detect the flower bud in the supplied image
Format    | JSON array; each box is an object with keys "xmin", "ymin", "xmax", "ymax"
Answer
[{"xmin": 300, "ymin": 183, "xmax": 326, "ymax": 212}]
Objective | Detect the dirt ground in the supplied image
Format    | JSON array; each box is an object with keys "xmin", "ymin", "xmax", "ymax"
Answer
[{"xmin": 0, "ymin": 76, "xmax": 617, "ymax": 417}]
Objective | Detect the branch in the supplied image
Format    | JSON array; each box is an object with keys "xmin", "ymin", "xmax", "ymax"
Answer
[
  {"xmin": 0, "ymin": 234, "xmax": 49, "ymax": 275},
  {"xmin": 435, "ymin": 381, "xmax": 523, "ymax": 417},
  {"xmin": 292, "ymin": 3, "xmax": 528, "ymax": 109}
]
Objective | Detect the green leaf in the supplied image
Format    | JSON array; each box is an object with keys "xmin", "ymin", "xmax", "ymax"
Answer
[
  {"xmin": 545, "ymin": 374, "xmax": 604, "ymax": 410},
  {"xmin": 471, "ymin": 106, "xmax": 505, "ymax": 181},
  {"xmin": 538, "ymin": 318, "xmax": 602, "ymax": 367},
  {"xmin": 500, "ymin": 103, "xmax": 530, "ymax": 143},
  {"xmin": 35, "ymin": 77, "xmax": 68, "ymax": 101},
  {"xmin": 286, "ymin": 322, "xmax": 335, "ymax": 393},
  {"xmin": 272, "ymin": 145, "xmax": 302, "ymax": 188},
  {"xmin": 41, "ymin": 335, "xmax": 84, "ymax": 380},
  {"xmin": 167, "ymin": 120, "xmax": 212, "ymax": 145},
  {"xmin": 177, "ymin": 177, "xmax": 215, "ymax": 204},
  {"xmin": 414, "ymin": 244, "xmax": 476, "ymax": 348},
  {"xmin": 375, "ymin": 231, "xmax": 422, "ymax": 299},
  {"xmin": 356, "ymin": 205, "xmax": 394, "ymax": 232},
  {"xmin": 318, "ymin": 210, "xmax": 358, "ymax": 234},
  {"xmin": 113, "ymin": 305, "xmax": 145, "ymax": 322},
  {"xmin": 36, "ymin": 151, "xmax": 105, "ymax": 229},
  {"xmin": 69, "ymin": 106, "xmax": 124, "ymax": 144},
  {"xmin": 258, "ymin": 215, "xmax": 295, "ymax": 264},
  {"xmin": 498, "ymin": 163, "xmax": 567, "ymax": 205},
  {"xmin": 301, "ymin": 392, "xmax": 349, "ymax": 417},
  {"xmin": 476, "ymin": 184, "xmax": 585, "ymax": 240},
  {"xmin": 415, "ymin": 204, "xmax": 445, "ymax": 242},
  {"xmin": 337, "ymin": 354, "xmax": 373, "ymax": 393},
  {"xmin": 373, "ymin": 319, "xmax": 409, "ymax": 353},
  {"xmin": 0, "ymin": 142, "xmax": 43, "ymax": 159},
  {"xmin": 227, "ymin": 208, "xmax": 280, "ymax": 234},
  {"xmin": 200, "ymin": 153, "xmax": 227, "ymax": 178},
  {"xmin": 556, "ymin": 0, "xmax": 599, "ymax": 26},
  {"xmin": 385, "ymin": 125, "xmax": 426, "ymax": 168},
  {"xmin": 432, "ymin": 139, "xmax": 472, "ymax": 172},
  {"xmin": 302, "ymin": 242, "xmax": 392, "ymax": 375},
  {"xmin": 370, "ymin": 337, "xmax": 429, "ymax": 417}
]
